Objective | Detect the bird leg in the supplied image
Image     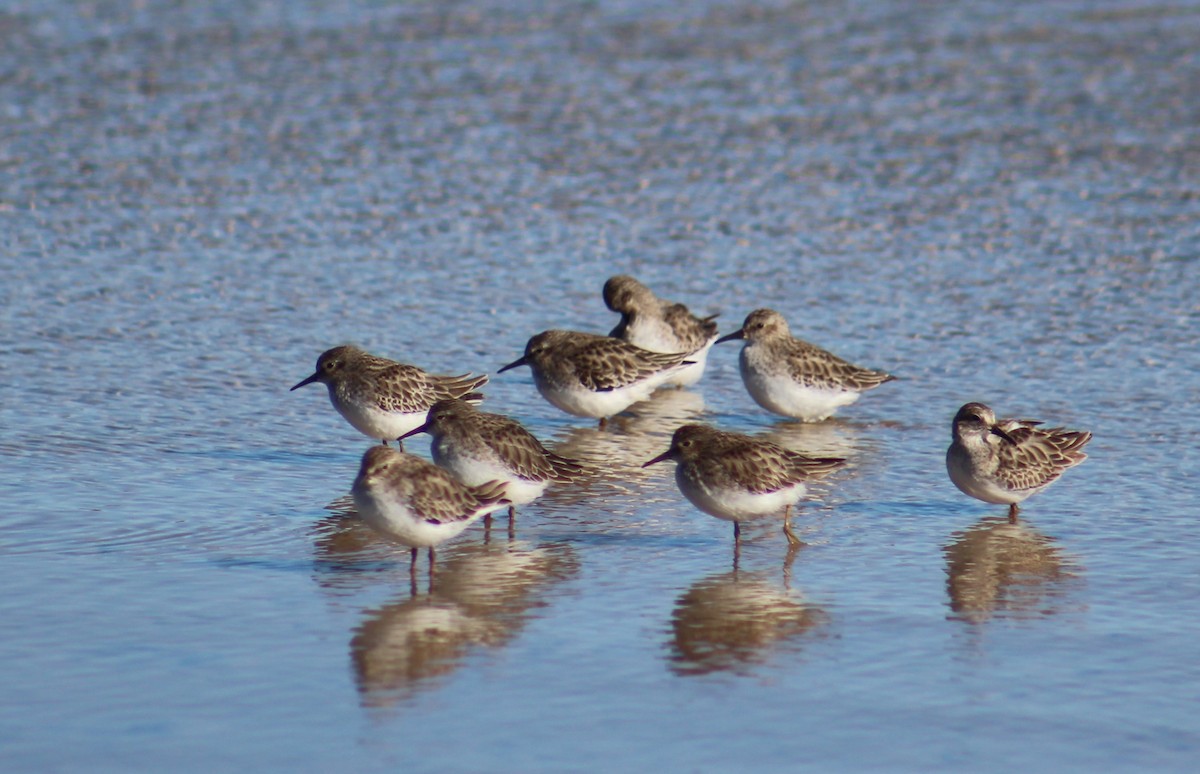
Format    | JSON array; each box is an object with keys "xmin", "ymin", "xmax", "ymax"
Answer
[
  {"xmin": 1008, "ymin": 503, "xmax": 1020, "ymax": 523},
  {"xmin": 598, "ymin": 417, "xmax": 609, "ymax": 431},
  {"xmin": 408, "ymin": 547, "xmax": 418, "ymax": 576},
  {"xmin": 734, "ymin": 521, "xmax": 741, "ymax": 546},
  {"xmin": 783, "ymin": 505, "xmax": 803, "ymax": 547},
  {"xmin": 507, "ymin": 505, "xmax": 516, "ymax": 539},
  {"xmin": 428, "ymin": 546, "xmax": 437, "ymax": 577}
]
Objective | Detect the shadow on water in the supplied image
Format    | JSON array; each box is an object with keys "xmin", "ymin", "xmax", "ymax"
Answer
[
  {"xmin": 667, "ymin": 549, "xmax": 829, "ymax": 677},
  {"xmin": 348, "ymin": 540, "xmax": 579, "ymax": 709},
  {"xmin": 943, "ymin": 515, "xmax": 1084, "ymax": 626}
]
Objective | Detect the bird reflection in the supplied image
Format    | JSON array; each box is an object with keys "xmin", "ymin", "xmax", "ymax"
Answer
[
  {"xmin": 310, "ymin": 510, "xmax": 406, "ymax": 596},
  {"xmin": 668, "ymin": 564, "xmax": 828, "ymax": 677},
  {"xmin": 349, "ymin": 540, "xmax": 579, "ymax": 708},
  {"xmin": 542, "ymin": 388, "xmax": 707, "ymax": 508},
  {"xmin": 759, "ymin": 417, "xmax": 865, "ymax": 463},
  {"xmin": 944, "ymin": 515, "xmax": 1080, "ymax": 624}
]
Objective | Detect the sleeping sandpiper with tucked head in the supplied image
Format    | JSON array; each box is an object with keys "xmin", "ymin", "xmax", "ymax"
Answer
[
  {"xmin": 946, "ymin": 402, "xmax": 1091, "ymax": 520},
  {"xmin": 351, "ymin": 445, "xmax": 510, "ymax": 572},
  {"xmin": 603, "ymin": 275, "xmax": 719, "ymax": 388},
  {"xmin": 498, "ymin": 330, "xmax": 694, "ymax": 429},
  {"xmin": 291, "ymin": 345, "xmax": 488, "ymax": 447},
  {"xmin": 399, "ymin": 398, "xmax": 585, "ymax": 530},
  {"xmin": 643, "ymin": 424, "xmax": 844, "ymax": 547},
  {"xmin": 717, "ymin": 309, "xmax": 895, "ymax": 422}
]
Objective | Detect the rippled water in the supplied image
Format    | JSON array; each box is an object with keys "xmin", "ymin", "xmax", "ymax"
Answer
[{"xmin": 3, "ymin": 0, "xmax": 1199, "ymax": 770}]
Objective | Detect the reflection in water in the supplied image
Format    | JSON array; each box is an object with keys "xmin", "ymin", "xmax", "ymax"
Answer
[
  {"xmin": 310, "ymin": 510, "xmax": 412, "ymax": 596},
  {"xmin": 760, "ymin": 418, "xmax": 865, "ymax": 463},
  {"xmin": 668, "ymin": 566, "xmax": 828, "ymax": 676},
  {"xmin": 544, "ymin": 388, "xmax": 707, "ymax": 507},
  {"xmin": 350, "ymin": 540, "xmax": 579, "ymax": 708},
  {"xmin": 944, "ymin": 516, "xmax": 1081, "ymax": 624}
]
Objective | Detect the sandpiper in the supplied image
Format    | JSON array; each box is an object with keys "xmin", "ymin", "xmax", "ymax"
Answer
[
  {"xmin": 946, "ymin": 402, "xmax": 1091, "ymax": 520},
  {"xmin": 498, "ymin": 330, "xmax": 693, "ymax": 428},
  {"xmin": 400, "ymin": 398, "xmax": 585, "ymax": 529},
  {"xmin": 603, "ymin": 275, "xmax": 719, "ymax": 387},
  {"xmin": 716, "ymin": 309, "xmax": 894, "ymax": 422},
  {"xmin": 351, "ymin": 445, "xmax": 509, "ymax": 572},
  {"xmin": 292, "ymin": 345, "xmax": 488, "ymax": 446},
  {"xmin": 643, "ymin": 424, "xmax": 844, "ymax": 546}
]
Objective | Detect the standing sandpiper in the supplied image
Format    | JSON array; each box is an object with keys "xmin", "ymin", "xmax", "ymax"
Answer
[
  {"xmin": 499, "ymin": 330, "xmax": 693, "ymax": 429},
  {"xmin": 946, "ymin": 402, "xmax": 1091, "ymax": 520},
  {"xmin": 292, "ymin": 345, "xmax": 488, "ymax": 446},
  {"xmin": 603, "ymin": 275, "xmax": 719, "ymax": 388},
  {"xmin": 643, "ymin": 424, "xmax": 844, "ymax": 547},
  {"xmin": 351, "ymin": 445, "xmax": 509, "ymax": 573},
  {"xmin": 717, "ymin": 309, "xmax": 895, "ymax": 422},
  {"xmin": 400, "ymin": 398, "xmax": 585, "ymax": 531}
]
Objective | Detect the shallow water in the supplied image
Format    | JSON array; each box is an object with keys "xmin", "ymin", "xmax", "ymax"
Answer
[{"xmin": 2, "ymin": 0, "xmax": 1199, "ymax": 770}]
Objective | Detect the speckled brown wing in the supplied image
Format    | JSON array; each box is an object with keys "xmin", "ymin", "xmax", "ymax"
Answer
[
  {"xmin": 430, "ymin": 372, "xmax": 489, "ymax": 401},
  {"xmin": 776, "ymin": 338, "xmax": 895, "ymax": 391},
  {"xmin": 995, "ymin": 426, "xmax": 1092, "ymax": 493},
  {"xmin": 362, "ymin": 362, "xmax": 487, "ymax": 413},
  {"xmin": 410, "ymin": 469, "xmax": 507, "ymax": 525},
  {"xmin": 663, "ymin": 303, "xmax": 719, "ymax": 351},
  {"xmin": 571, "ymin": 338, "xmax": 691, "ymax": 391},
  {"xmin": 475, "ymin": 413, "xmax": 585, "ymax": 484},
  {"xmin": 697, "ymin": 436, "xmax": 845, "ymax": 494},
  {"xmin": 545, "ymin": 450, "xmax": 587, "ymax": 482}
]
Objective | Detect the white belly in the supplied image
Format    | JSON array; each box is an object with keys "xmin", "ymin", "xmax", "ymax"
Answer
[
  {"xmin": 677, "ymin": 466, "xmax": 806, "ymax": 521},
  {"xmin": 432, "ymin": 442, "xmax": 549, "ymax": 506},
  {"xmin": 351, "ymin": 488, "xmax": 477, "ymax": 548},
  {"xmin": 623, "ymin": 327, "xmax": 714, "ymax": 388},
  {"xmin": 664, "ymin": 341, "xmax": 713, "ymax": 387},
  {"xmin": 533, "ymin": 372, "xmax": 665, "ymax": 419},
  {"xmin": 740, "ymin": 355, "xmax": 858, "ymax": 421},
  {"xmin": 332, "ymin": 390, "xmax": 425, "ymax": 441}
]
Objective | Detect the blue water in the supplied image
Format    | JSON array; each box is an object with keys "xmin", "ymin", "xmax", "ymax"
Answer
[{"xmin": 2, "ymin": 0, "xmax": 1199, "ymax": 770}]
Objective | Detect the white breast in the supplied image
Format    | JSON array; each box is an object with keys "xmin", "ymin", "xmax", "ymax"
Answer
[
  {"xmin": 945, "ymin": 444, "xmax": 1028, "ymax": 505},
  {"xmin": 740, "ymin": 349, "xmax": 858, "ymax": 421}
]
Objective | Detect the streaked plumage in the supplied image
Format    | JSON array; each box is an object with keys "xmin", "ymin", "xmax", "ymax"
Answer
[
  {"xmin": 499, "ymin": 330, "xmax": 694, "ymax": 426},
  {"xmin": 643, "ymin": 424, "xmax": 844, "ymax": 546},
  {"xmin": 351, "ymin": 446, "xmax": 509, "ymax": 570},
  {"xmin": 717, "ymin": 309, "xmax": 894, "ymax": 421},
  {"xmin": 946, "ymin": 402, "xmax": 1091, "ymax": 519},
  {"xmin": 604, "ymin": 275, "xmax": 719, "ymax": 387},
  {"xmin": 292, "ymin": 345, "xmax": 487, "ymax": 444},
  {"xmin": 400, "ymin": 399, "xmax": 585, "ymax": 525}
]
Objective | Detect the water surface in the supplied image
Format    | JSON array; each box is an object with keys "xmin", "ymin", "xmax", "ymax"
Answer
[{"xmin": 2, "ymin": 0, "xmax": 1199, "ymax": 770}]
